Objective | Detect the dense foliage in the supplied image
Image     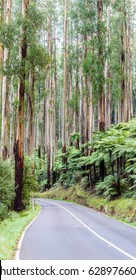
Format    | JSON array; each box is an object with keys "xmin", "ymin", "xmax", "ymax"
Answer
[
  {"xmin": 0, "ymin": 153, "xmax": 46, "ymax": 220},
  {"xmin": 0, "ymin": 159, "xmax": 15, "ymax": 220},
  {"xmin": 53, "ymin": 119, "xmax": 136, "ymax": 200}
]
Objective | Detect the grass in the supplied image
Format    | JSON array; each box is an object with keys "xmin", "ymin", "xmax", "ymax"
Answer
[
  {"xmin": 32, "ymin": 185, "xmax": 136, "ymax": 226},
  {"xmin": 0, "ymin": 204, "xmax": 41, "ymax": 260}
]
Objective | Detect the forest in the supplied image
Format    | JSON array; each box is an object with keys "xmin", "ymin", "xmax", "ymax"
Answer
[{"xmin": 0, "ymin": 0, "xmax": 136, "ymax": 220}]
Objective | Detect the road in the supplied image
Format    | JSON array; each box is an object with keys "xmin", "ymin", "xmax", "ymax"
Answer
[{"xmin": 19, "ymin": 199, "xmax": 136, "ymax": 260}]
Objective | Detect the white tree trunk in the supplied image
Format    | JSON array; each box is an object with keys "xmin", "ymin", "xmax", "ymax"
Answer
[{"xmin": 1, "ymin": 0, "xmax": 11, "ymax": 159}]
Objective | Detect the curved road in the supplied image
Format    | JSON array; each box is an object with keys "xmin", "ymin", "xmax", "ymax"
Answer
[{"xmin": 19, "ymin": 199, "xmax": 136, "ymax": 260}]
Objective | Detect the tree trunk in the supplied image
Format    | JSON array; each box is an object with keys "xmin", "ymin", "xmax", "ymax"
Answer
[
  {"xmin": 1, "ymin": 0, "xmax": 11, "ymax": 160},
  {"xmin": 53, "ymin": 18, "xmax": 57, "ymax": 156},
  {"xmin": 75, "ymin": 31, "xmax": 79, "ymax": 149},
  {"xmin": 45, "ymin": 17, "xmax": 52, "ymax": 189},
  {"xmin": 117, "ymin": 157, "xmax": 121, "ymax": 196},
  {"xmin": 68, "ymin": 20, "xmax": 73, "ymax": 142},
  {"xmin": 27, "ymin": 71, "xmax": 35, "ymax": 155},
  {"xmin": 97, "ymin": 0, "xmax": 105, "ymax": 131},
  {"xmin": 127, "ymin": 1, "xmax": 133, "ymax": 120},
  {"xmin": 62, "ymin": 0, "xmax": 67, "ymax": 165},
  {"xmin": 80, "ymin": 66, "xmax": 86, "ymax": 154},
  {"xmin": 105, "ymin": 4, "xmax": 111, "ymax": 129},
  {"xmin": 121, "ymin": 0, "xmax": 128, "ymax": 123},
  {"xmin": 88, "ymin": 82, "xmax": 93, "ymax": 143},
  {"xmin": 0, "ymin": 1, "xmax": 4, "ymax": 133},
  {"xmin": 14, "ymin": 0, "xmax": 29, "ymax": 211},
  {"xmin": 36, "ymin": 88, "xmax": 42, "ymax": 151}
]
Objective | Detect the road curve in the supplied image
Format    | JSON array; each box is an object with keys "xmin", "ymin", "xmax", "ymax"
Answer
[{"xmin": 19, "ymin": 199, "xmax": 136, "ymax": 260}]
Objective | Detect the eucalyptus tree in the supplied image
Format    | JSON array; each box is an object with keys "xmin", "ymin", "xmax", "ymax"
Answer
[
  {"xmin": 13, "ymin": 0, "xmax": 30, "ymax": 211},
  {"xmin": 0, "ymin": 0, "xmax": 4, "ymax": 146},
  {"xmin": 0, "ymin": 0, "xmax": 4, "ymax": 149},
  {"xmin": 108, "ymin": 0, "xmax": 134, "ymax": 124},
  {"xmin": 25, "ymin": 2, "xmax": 49, "ymax": 156},
  {"xmin": 97, "ymin": 0, "xmax": 105, "ymax": 131},
  {"xmin": 70, "ymin": 0, "xmax": 95, "ymax": 151},
  {"xmin": 14, "ymin": 0, "xmax": 49, "ymax": 209},
  {"xmin": 1, "ymin": 0, "xmax": 11, "ymax": 160},
  {"xmin": 62, "ymin": 0, "xmax": 67, "ymax": 164},
  {"xmin": 0, "ymin": 0, "xmax": 3, "ymax": 62}
]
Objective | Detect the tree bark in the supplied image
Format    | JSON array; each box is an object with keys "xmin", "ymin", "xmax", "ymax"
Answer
[
  {"xmin": 1, "ymin": 0, "xmax": 11, "ymax": 160},
  {"xmin": 45, "ymin": 17, "xmax": 52, "ymax": 189},
  {"xmin": 80, "ymin": 66, "xmax": 86, "ymax": 154},
  {"xmin": 68, "ymin": 20, "xmax": 73, "ymax": 142},
  {"xmin": 0, "ymin": 0, "xmax": 4, "ymax": 144},
  {"xmin": 88, "ymin": 82, "xmax": 93, "ymax": 143},
  {"xmin": 14, "ymin": 0, "xmax": 29, "ymax": 211},
  {"xmin": 127, "ymin": 0, "xmax": 133, "ymax": 120},
  {"xmin": 75, "ymin": 30, "xmax": 79, "ymax": 149},
  {"xmin": 121, "ymin": 0, "xmax": 128, "ymax": 123},
  {"xmin": 62, "ymin": 0, "xmax": 67, "ymax": 164},
  {"xmin": 105, "ymin": 4, "xmax": 111, "ymax": 129},
  {"xmin": 53, "ymin": 17, "xmax": 57, "ymax": 156},
  {"xmin": 97, "ymin": 0, "xmax": 105, "ymax": 131},
  {"xmin": 27, "ymin": 71, "xmax": 35, "ymax": 155}
]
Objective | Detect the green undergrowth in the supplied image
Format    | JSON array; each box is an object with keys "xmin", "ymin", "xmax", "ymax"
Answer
[
  {"xmin": 32, "ymin": 185, "xmax": 136, "ymax": 226},
  {"xmin": 0, "ymin": 204, "xmax": 41, "ymax": 260}
]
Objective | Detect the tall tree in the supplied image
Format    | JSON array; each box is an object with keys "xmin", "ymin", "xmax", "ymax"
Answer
[
  {"xmin": 0, "ymin": 0, "xmax": 4, "ymax": 143},
  {"xmin": 1, "ymin": 0, "xmax": 11, "ymax": 160},
  {"xmin": 62, "ymin": 0, "xmax": 67, "ymax": 163},
  {"xmin": 14, "ymin": 0, "xmax": 30, "ymax": 211},
  {"xmin": 97, "ymin": 0, "xmax": 105, "ymax": 131},
  {"xmin": 105, "ymin": 3, "xmax": 112, "ymax": 129}
]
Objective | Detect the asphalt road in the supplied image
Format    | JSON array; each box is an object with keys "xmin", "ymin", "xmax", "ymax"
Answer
[{"xmin": 19, "ymin": 199, "xmax": 136, "ymax": 260}]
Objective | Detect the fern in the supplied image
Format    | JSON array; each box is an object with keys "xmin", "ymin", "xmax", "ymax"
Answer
[
  {"xmin": 96, "ymin": 175, "xmax": 118, "ymax": 200},
  {"xmin": 52, "ymin": 118, "xmax": 136, "ymax": 198},
  {"xmin": 70, "ymin": 132, "xmax": 80, "ymax": 143}
]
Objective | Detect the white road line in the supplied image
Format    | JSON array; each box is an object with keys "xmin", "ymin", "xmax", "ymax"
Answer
[
  {"xmin": 56, "ymin": 203, "xmax": 136, "ymax": 260},
  {"xmin": 78, "ymin": 202, "xmax": 136, "ymax": 230},
  {"xmin": 15, "ymin": 209, "xmax": 41, "ymax": 260},
  {"xmin": 48, "ymin": 198, "xmax": 136, "ymax": 229}
]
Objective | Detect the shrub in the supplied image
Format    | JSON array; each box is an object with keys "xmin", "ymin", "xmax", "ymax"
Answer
[
  {"xmin": 33, "ymin": 154, "xmax": 47, "ymax": 191},
  {"xmin": 23, "ymin": 155, "xmax": 37, "ymax": 206},
  {"xmin": 0, "ymin": 159, "xmax": 15, "ymax": 220}
]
